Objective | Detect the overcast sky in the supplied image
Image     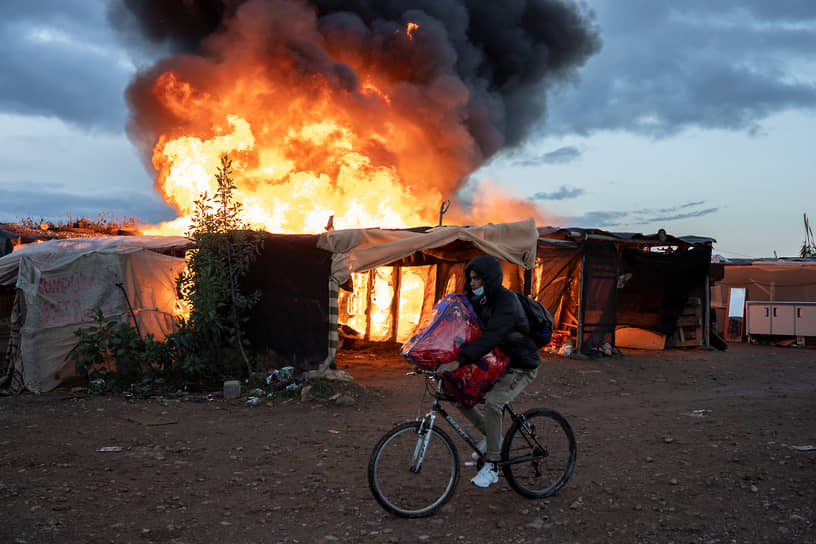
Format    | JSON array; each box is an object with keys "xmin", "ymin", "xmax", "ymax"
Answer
[{"xmin": 1, "ymin": 0, "xmax": 815, "ymax": 258}]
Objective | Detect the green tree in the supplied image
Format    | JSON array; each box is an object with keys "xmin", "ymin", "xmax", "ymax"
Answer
[
  {"xmin": 69, "ymin": 156, "xmax": 263, "ymax": 391},
  {"xmin": 173, "ymin": 156, "xmax": 263, "ymax": 382}
]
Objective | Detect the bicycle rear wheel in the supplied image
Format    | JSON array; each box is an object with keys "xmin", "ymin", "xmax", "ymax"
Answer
[
  {"xmin": 368, "ymin": 421, "xmax": 460, "ymax": 518},
  {"xmin": 501, "ymin": 408, "xmax": 576, "ymax": 498}
]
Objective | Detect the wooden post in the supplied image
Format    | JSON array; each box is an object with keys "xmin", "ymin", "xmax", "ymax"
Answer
[
  {"xmin": 364, "ymin": 269, "xmax": 374, "ymax": 341},
  {"xmin": 704, "ymin": 273, "xmax": 711, "ymax": 348},
  {"xmin": 523, "ymin": 267, "xmax": 532, "ymax": 296},
  {"xmin": 577, "ymin": 251, "xmax": 586, "ymax": 354},
  {"xmin": 389, "ymin": 266, "xmax": 401, "ymax": 342}
]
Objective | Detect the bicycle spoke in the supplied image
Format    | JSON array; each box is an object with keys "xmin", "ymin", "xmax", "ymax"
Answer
[
  {"xmin": 501, "ymin": 409, "xmax": 576, "ymax": 498},
  {"xmin": 369, "ymin": 422, "xmax": 460, "ymax": 517}
]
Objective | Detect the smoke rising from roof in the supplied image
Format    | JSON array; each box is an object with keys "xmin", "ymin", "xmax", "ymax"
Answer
[{"xmin": 112, "ymin": 0, "xmax": 600, "ymax": 160}]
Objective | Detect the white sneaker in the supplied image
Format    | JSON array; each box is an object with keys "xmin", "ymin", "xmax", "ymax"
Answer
[
  {"xmin": 470, "ymin": 462, "xmax": 499, "ymax": 488},
  {"xmin": 471, "ymin": 437, "xmax": 486, "ymax": 461}
]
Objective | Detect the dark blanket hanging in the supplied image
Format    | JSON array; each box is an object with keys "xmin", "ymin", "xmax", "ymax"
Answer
[
  {"xmin": 616, "ymin": 245, "xmax": 712, "ymax": 335},
  {"xmin": 242, "ymin": 233, "xmax": 333, "ymax": 369}
]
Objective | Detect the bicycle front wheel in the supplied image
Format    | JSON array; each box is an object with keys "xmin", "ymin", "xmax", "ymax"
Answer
[
  {"xmin": 501, "ymin": 408, "xmax": 576, "ymax": 498},
  {"xmin": 368, "ymin": 421, "xmax": 460, "ymax": 518}
]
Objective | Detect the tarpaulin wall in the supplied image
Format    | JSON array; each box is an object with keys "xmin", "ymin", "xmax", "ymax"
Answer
[
  {"xmin": 1, "ymin": 249, "xmax": 186, "ymax": 393},
  {"xmin": 243, "ymin": 233, "xmax": 332, "ymax": 369},
  {"xmin": 617, "ymin": 245, "xmax": 712, "ymax": 335},
  {"xmin": 579, "ymin": 242, "xmax": 618, "ymax": 354},
  {"xmin": 531, "ymin": 245, "xmax": 582, "ymax": 335}
]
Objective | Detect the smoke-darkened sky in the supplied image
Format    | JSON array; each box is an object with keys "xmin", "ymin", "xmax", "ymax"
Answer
[
  {"xmin": 114, "ymin": 0, "xmax": 600, "ymax": 157},
  {"xmin": 1, "ymin": 0, "xmax": 815, "ymax": 258}
]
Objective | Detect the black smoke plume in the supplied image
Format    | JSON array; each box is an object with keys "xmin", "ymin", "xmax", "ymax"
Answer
[{"xmin": 112, "ymin": 0, "xmax": 600, "ymax": 160}]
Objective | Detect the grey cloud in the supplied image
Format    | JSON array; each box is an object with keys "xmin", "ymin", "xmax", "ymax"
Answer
[
  {"xmin": 530, "ymin": 185, "xmax": 585, "ymax": 201},
  {"xmin": 682, "ymin": 0, "xmax": 816, "ymax": 22},
  {"xmin": 542, "ymin": 1, "xmax": 816, "ymax": 138},
  {"xmin": 655, "ymin": 201, "xmax": 705, "ymax": 214},
  {"xmin": 0, "ymin": 188, "xmax": 176, "ymax": 224},
  {"xmin": 563, "ymin": 201, "xmax": 719, "ymax": 228},
  {"xmin": 512, "ymin": 146, "xmax": 582, "ymax": 166},
  {"xmin": 569, "ymin": 210, "xmax": 629, "ymax": 228},
  {"xmin": 630, "ymin": 201, "xmax": 718, "ymax": 223},
  {"xmin": 0, "ymin": 0, "xmax": 132, "ymax": 131},
  {"xmin": 639, "ymin": 207, "xmax": 719, "ymax": 223}
]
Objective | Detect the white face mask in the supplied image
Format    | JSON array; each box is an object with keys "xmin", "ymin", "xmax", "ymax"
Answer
[{"xmin": 472, "ymin": 286, "xmax": 485, "ymax": 296}]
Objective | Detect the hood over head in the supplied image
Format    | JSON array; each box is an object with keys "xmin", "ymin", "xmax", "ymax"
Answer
[{"xmin": 465, "ymin": 255, "xmax": 503, "ymax": 296}]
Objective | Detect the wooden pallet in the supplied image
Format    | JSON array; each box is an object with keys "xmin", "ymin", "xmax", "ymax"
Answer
[{"xmin": 670, "ymin": 297, "xmax": 703, "ymax": 347}]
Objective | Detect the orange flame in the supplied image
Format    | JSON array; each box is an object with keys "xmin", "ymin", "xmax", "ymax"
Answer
[
  {"xmin": 130, "ymin": 3, "xmax": 547, "ymax": 339},
  {"xmin": 138, "ymin": 11, "xmax": 479, "ymax": 235},
  {"xmin": 406, "ymin": 22, "xmax": 419, "ymax": 39}
]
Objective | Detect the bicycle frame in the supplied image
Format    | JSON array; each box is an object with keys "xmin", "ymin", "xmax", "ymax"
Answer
[{"xmin": 410, "ymin": 370, "xmax": 549, "ymax": 470}]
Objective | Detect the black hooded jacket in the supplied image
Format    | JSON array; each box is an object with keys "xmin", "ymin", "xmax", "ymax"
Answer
[{"xmin": 456, "ymin": 255, "xmax": 541, "ymax": 370}]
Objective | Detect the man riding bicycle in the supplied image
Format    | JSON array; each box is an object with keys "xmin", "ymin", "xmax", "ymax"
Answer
[{"xmin": 436, "ymin": 255, "xmax": 541, "ymax": 488}]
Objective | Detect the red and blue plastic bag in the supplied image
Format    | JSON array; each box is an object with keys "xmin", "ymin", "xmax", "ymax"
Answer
[{"xmin": 400, "ymin": 294, "xmax": 509, "ymax": 407}]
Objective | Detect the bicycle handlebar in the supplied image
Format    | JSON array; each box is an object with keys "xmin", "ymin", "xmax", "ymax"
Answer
[{"xmin": 407, "ymin": 367, "xmax": 442, "ymax": 379}]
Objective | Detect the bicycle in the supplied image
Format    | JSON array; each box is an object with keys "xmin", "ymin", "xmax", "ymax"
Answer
[{"xmin": 367, "ymin": 367, "xmax": 577, "ymax": 518}]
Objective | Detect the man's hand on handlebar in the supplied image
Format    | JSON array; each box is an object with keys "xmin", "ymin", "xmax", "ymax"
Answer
[{"xmin": 436, "ymin": 361, "xmax": 459, "ymax": 375}]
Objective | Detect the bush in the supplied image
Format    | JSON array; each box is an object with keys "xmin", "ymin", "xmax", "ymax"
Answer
[
  {"xmin": 69, "ymin": 310, "xmax": 174, "ymax": 393},
  {"xmin": 69, "ymin": 156, "xmax": 263, "ymax": 392},
  {"xmin": 171, "ymin": 155, "xmax": 263, "ymax": 383}
]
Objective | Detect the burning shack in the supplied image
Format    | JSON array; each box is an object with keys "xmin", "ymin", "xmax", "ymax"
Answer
[
  {"xmin": 241, "ymin": 220, "xmax": 539, "ymax": 371},
  {"xmin": 240, "ymin": 222, "xmax": 716, "ymax": 372}
]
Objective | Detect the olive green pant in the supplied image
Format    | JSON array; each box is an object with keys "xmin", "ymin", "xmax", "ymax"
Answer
[{"xmin": 459, "ymin": 367, "xmax": 538, "ymax": 461}]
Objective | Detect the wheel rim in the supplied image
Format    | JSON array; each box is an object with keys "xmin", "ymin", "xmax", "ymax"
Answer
[
  {"xmin": 502, "ymin": 410, "xmax": 576, "ymax": 497},
  {"xmin": 370, "ymin": 424, "xmax": 459, "ymax": 516}
]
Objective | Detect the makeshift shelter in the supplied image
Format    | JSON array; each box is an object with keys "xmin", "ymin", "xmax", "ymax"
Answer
[
  {"xmin": 243, "ymin": 221, "xmax": 539, "ymax": 372},
  {"xmin": 0, "ymin": 231, "xmax": 12, "ymax": 257},
  {"xmin": 532, "ymin": 228, "xmax": 715, "ymax": 353},
  {"xmin": 0, "ymin": 220, "xmax": 717, "ymax": 392},
  {"xmin": 246, "ymin": 221, "xmax": 715, "ymax": 369},
  {"xmin": 0, "ymin": 236, "xmax": 189, "ymax": 393},
  {"xmin": 710, "ymin": 258, "xmax": 816, "ymax": 342}
]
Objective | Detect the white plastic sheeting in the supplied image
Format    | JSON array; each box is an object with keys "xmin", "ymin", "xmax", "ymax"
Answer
[
  {"xmin": 0, "ymin": 236, "xmax": 189, "ymax": 393},
  {"xmin": 317, "ymin": 219, "xmax": 539, "ymax": 284}
]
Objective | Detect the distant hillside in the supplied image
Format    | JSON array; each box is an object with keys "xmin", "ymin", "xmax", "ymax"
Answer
[{"xmin": 1, "ymin": 216, "xmax": 143, "ymax": 249}]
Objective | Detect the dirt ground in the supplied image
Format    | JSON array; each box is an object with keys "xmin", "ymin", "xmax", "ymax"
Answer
[{"xmin": 1, "ymin": 342, "xmax": 815, "ymax": 544}]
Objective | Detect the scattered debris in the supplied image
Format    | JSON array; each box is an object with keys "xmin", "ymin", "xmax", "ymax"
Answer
[
  {"xmin": 121, "ymin": 414, "xmax": 178, "ymax": 426},
  {"xmin": 335, "ymin": 394, "xmax": 355, "ymax": 407},
  {"xmin": 687, "ymin": 409, "xmax": 711, "ymax": 418},
  {"xmin": 223, "ymin": 380, "xmax": 241, "ymax": 400},
  {"xmin": 306, "ymin": 368, "xmax": 355, "ymax": 382}
]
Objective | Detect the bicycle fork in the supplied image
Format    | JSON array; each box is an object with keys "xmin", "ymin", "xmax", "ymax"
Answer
[{"xmin": 410, "ymin": 410, "xmax": 438, "ymax": 473}]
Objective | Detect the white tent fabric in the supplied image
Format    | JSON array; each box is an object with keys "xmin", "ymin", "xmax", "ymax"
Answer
[
  {"xmin": 0, "ymin": 236, "xmax": 189, "ymax": 393},
  {"xmin": 317, "ymin": 219, "xmax": 539, "ymax": 284},
  {"xmin": 0, "ymin": 235, "xmax": 190, "ymax": 286}
]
